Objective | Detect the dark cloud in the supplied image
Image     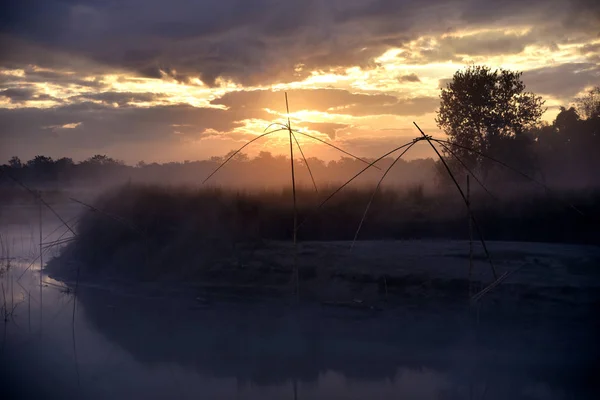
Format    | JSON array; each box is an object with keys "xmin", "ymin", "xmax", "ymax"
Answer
[
  {"xmin": 22, "ymin": 68, "xmax": 107, "ymax": 89},
  {"xmin": 0, "ymin": 87, "xmax": 59, "ymax": 103},
  {"xmin": 0, "ymin": 103, "xmax": 243, "ymax": 158},
  {"xmin": 342, "ymin": 96, "xmax": 439, "ymax": 117},
  {"xmin": 398, "ymin": 30, "xmax": 562, "ymax": 65},
  {"xmin": 1, "ymin": 0, "xmax": 598, "ymax": 162},
  {"xmin": 298, "ymin": 122, "xmax": 349, "ymax": 140},
  {"xmin": 438, "ymin": 31, "xmax": 531, "ymax": 56},
  {"xmin": 580, "ymin": 42, "xmax": 600, "ymax": 55},
  {"xmin": 438, "ymin": 78, "xmax": 453, "ymax": 89},
  {"xmin": 0, "ymin": 88, "xmax": 35, "ymax": 101},
  {"xmin": 212, "ymin": 89, "xmax": 438, "ymax": 117},
  {"xmin": 212, "ymin": 89, "xmax": 397, "ymax": 113},
  {"xmin": 397, "ymin": 74, "xmax": 421, "ymax": 83},
  {"xmin": 71, "ymin": 92, "xmax": 162, "ymax": 106},
  {"xmin": 523, "ymin": 63, "xmax": 600, "ymax": 100},
  {"xmin": 1, "ymin": 0, "xmax": 598, "ymax": 85}
]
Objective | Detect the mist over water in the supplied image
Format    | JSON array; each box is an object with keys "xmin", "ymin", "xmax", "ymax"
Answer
[{"xmin": 1, "ymin": 221, "xmax": 599, "ymax": 399}]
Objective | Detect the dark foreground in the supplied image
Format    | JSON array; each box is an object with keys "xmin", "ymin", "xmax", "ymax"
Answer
[{"xmin": 2, "ymin": 232, "xmax": 600, "ymax": 399}]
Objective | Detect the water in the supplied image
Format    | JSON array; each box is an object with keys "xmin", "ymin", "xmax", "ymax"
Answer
[{"xmin": 1, "ymin": 224, "xmax": 598, "ymax": 399}]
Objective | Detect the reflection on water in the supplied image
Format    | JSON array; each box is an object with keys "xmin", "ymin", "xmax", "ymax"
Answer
[{"xmin": 1, "ymin": 228, "xmax": 598, "ymax": 399}]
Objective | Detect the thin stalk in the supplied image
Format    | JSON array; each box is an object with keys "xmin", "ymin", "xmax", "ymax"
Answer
[
  {"xmin": 468, "ymin": 175, "xmax": 473, "ymax": 298},
  {"xmin": 39, "ymin": 194, "xmax": 43, "ymax": 335},
  {"xmin": 1, "ymin": 282, "xmax": 6, "ymax": 321},
  {"xmin": 432, "ymin": 139, "xmax": 583, "ymax": 215},
  {"xmin": 72, "ymin": 266, "xmax": 81, "ymax": 387},
  {"xmin": 384, "ymin": 276, "xmax": 388, "ymax": 301},
  {"xmin": 1, "ymin": 317, "xmax": 5, "ymax": 355},
  {"xmin": 10, "ymin": 265, "xmax": 13, "ymax": 318},
  {"xmin": 351, "ymin": 142, "xmax": 417, "ymax": 249},
  {"xmin": 202, "ymin": 128, "xmax": 287, "ymax": 184},
  {"xmin": 435, "ymin": 140, "xmax": 497, "ymax": 200},
  {"xmin": 42, "ymin": 237, "xmax": 77, "ymax": 249},
  {"xmin": 266, "ymin": 122, "xmax": 379, "ymax": 170},
  {"xmin": 18, "ymin": 240, "xmax": 60, "ymax": 281},
  {"xmin": 296, "ymin": 139, "xmax": 420, "ymax": 232},
  {"xmin": 292, "ymin": 129, "xmax": 380, "ymax": 170},
  {"xmin": 413, "ymin": 123, "xmax": 497, "ymax": 280},
  {"xmin": 471, "ymin": 270, "xmax": 511, "ymax": 303},
  {"xmin": 285, "ymin": 93, "xmax": 299, "ymax": 302},
  {"xmin": 291, "ymin": 131, "xmax": 318, "ymax": 193},
  {"xmin": 43, "ymin": 215, "xmax": 78, "ymax": 242},
  {"xmin": 6, "ymin": 174, "xmax": 76, "ymax": 235},
  {"xmin": 18, "ymin": 198, "xmax": 77, "ymax": 282},
  {"xmin": 69, "ymin": 198, "xmax": 141, "ymax": 234},
  {"xmin": 293, "ymin": 378, "xmax": 298, "ymax": 400}
]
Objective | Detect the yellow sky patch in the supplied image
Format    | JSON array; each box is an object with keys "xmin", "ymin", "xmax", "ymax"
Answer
[{"xmin": 1, "ymin": 28, "xmax": 598, "ymax": 162}]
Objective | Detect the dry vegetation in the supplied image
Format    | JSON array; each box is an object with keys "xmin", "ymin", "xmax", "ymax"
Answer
[{"xmin": 45, "ymin": 183, "xmax": 599, "ymax": 284}]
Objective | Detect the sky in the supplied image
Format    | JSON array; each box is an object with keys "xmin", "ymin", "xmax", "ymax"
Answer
[{"xmin": 0, "ymin": 0, "xmax": 599, "ymax": 164}]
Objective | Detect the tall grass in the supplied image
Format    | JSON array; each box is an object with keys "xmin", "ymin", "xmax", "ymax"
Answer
[{"xmin": 45, "ymin": 183, "xmax": 600, "ymax": 282}]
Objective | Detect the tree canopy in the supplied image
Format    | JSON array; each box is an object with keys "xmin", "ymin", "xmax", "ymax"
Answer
[
  {"xmin": 436, "ymin": 65, "xmax": 545, "ymax": 172},
  {"xmin": 576, "ymin": 86, "xmax": 600, "ymax": 120}
]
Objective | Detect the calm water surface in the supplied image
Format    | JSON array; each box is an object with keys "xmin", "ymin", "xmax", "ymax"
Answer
[{"xmin": 0, "ymin": 225, "xmax": 597, "ymax": 399}]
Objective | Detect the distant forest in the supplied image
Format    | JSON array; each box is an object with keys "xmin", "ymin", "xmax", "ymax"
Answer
[
  {"xmin": 1, "ymin": 104, "xmax": 598, "ymax": 191},
  {"xmin": 0, "ymin": 151, "xmax": 439, "ymax": 190},
  {"xmin": 1, "ymin": 82, "xmax": 598, "ymax": 245},
  {"xmin": 2, "ymin": 69, "xmax": 599, "ymax": 194}
]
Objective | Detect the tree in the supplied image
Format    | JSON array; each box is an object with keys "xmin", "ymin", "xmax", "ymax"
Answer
[
  {"xmin": 576, "ymin": 86, "xmax": 600, "ymax": 120},
  {"xmin": 224, "ymin": 150, "xmax": 249, "ymax": 162},
  {"xmin": 436, "ymin": 65, "xmax": 545, "ymax": 172},
  {"xmin": 554, "ymin": 106, "xmax": 580, "ymax": 142},
  {"xmin": 26, "ymin": 155, "xmax": 54, "ymax": 168},
  {"xmin": 55, "ymin": 157, "xmax": 74, "ymax": 167},
  {"xmin": 85, "ymin": 154, "xmax": 121, "ymax": 166},
  {"xmin": 8, "ymin": 156, "xmax": 22, "ymax": 168}
]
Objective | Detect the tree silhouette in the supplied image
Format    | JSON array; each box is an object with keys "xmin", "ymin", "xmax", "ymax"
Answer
[
  {"xmin": 554, "ymin": 107, "xmax": 580, "ymax": 138},
  {"xmin": 576, "ymin": 86, "xmax": 600, "ymax": 120},
  {"xmin": 26, "ymin": 155, "xmax": 54, "ymax": 168},
  {"xmin": 85, "ymin": 154, "xmax": 122, "ymax": 166},
  {"xmin": 436, "ymin": 65, "xmax": 545, "ymax": 173},
  {"xmin": 8, "ymin": 156, "xmax": 22, "ymax": 169}
]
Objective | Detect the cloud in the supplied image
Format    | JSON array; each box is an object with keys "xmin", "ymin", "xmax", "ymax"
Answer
[
  {"xmin": 20, "ymin": 67, "xmax": 106, "ymax": 89},
  {"xmin": 212, "ymin": 89, "xmax": 397, "ymax": 112},
  {"xmin": 0, "ymin": 86, "xmax": 59, "ymax": 104},
  {"xmin": 342, "ymin": 96, "xmax": 439, "ymax": 117},
  {"xmin": 438, "ymin": 78, "xmax": 453, "ymax": 89},
  {"xmin": 72, "ymin": 92, "xmax": 163, "ymax": 106},
  {"xmin": 2, "ymin": 0, "xmax": 599, "ymax": 163},
  {"xmin": 397, "ymin": 74, "xmax": 421, "ymax": 83},
  {"xmin": 523, "ymin": 63, "xmax": 600, "ymax": 100},
  {"xmin": 1, "ymin": 1, "xmax": 598, "ymax": 86},
  {"xmin": 336, "ymin": 131, "xmax": 442, "ymax": 161},
  {"xmin": 0, "ymin": 103, "xmax": 244, "ymax": 158},
  {"xmin": 212, "ymin": 88, "xmax": 438, "ymax": 117},
  {"xmin": 298, "ymin": 122, "xmax": 349, "ymax": 140},
  {"xmin": 0, "ymin": 88, "xmax": 35, "ymax": 101}
]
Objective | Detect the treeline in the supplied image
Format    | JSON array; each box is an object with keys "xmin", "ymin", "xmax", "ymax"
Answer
[
  {"xmin": 0, "ymin": 152, "xmax": 438, "ymax": 190},
  {"xmin": 433, "ymin": 105, "xmax": 600, "ymax": 190},
  {"xmin": 529, "ymin": 106, "xmax": 600, "ymax": 187},
  {"xmin": 1, "ymin": 89, "xmax": 599, "ymax": 192}
]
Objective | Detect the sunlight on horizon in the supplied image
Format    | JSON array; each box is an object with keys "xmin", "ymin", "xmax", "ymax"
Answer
[{"xmin": 1, "ymin": 25, "xmax": 598, "ymax": 163}]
